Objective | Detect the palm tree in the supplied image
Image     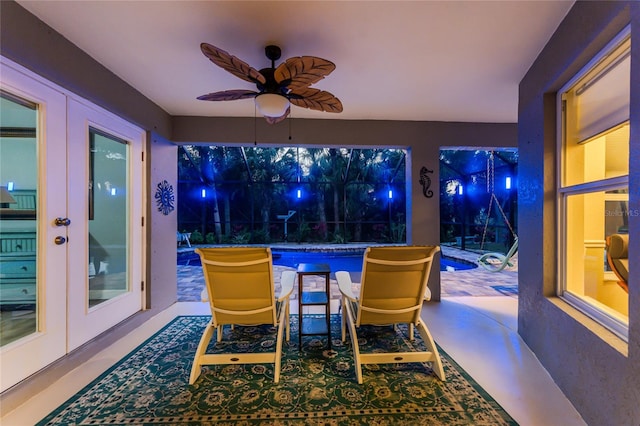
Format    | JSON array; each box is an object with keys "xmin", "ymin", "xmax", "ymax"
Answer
[
  {"xmin": 327, "ymin": 148, "xmax": 348, "ymax": 239},
  {"xmin": 345, "ymin": 149, "xmax": 379, "ymax": 241},
  {"xmin": 304, "ymin": 148, "xmax": 330, "ymax": 241},
  {"xmin": 199, "ymin": 146, "xmax": 222, "ymax": 242},
  {"xmin": 177, "ymin": 146, "xmax": 221, "ymax": 241}
]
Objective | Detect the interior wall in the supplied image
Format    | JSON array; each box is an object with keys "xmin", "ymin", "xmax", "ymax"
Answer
[
  {"xmin": 171, "ymin": 117, "xmax": 517, "ymax": 300},
  {"xmin": 518, "ymin": 2, "xmax": 639, "ymax": 424}
]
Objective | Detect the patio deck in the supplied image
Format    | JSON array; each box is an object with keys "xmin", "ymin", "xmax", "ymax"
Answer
[{"xmin": 177, "ymin": 245, "xmax": 518, "ymax": 301}]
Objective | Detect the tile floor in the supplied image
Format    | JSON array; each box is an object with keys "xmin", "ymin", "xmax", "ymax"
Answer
[{"xmin": 1, "ymin": 247, "xmax": 587, "ymax": 425}]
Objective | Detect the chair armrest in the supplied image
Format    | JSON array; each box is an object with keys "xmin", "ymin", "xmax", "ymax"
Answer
[
  {"xmin": 277, "ymin": 270, "xmax": 295, "ymax": 302},
  {"xmin": 336, "ymin": 271, "xmax": 358, "ymax": 302},
  {"xmin": 424, "ymin": 286, "xmax": 432, "ymax": 302}
]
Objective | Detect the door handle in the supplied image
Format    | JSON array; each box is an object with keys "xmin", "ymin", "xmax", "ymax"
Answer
[
  {"xmin": 54, "ymin": 217, "xmax": 71, "ymax": 227},
  {"xmin": 54, "ymin": 236, "xmax": 67, "ymax": 245}
]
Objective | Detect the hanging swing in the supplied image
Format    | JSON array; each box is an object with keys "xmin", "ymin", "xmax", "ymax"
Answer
[{"xmin": 477, "ymin": 152, "xmax": 518, "ymax": 272}]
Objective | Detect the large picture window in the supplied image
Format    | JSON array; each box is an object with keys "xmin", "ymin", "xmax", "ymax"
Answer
[
  {"xmin": 177, "ymin": 146, "xmax": 407, "ymax": 245},
  {"xmin": 558, "ymin": 29, "xmax": 630, "ymax": 340}
]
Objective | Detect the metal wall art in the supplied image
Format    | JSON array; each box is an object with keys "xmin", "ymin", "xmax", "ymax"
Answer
[
  {"xmin": 155, "ymin": 180, "xmax": 175, "ymax": 215},
  {"xmin": 419, "ymin": 166, "xmax": 434, "ymax": 198}
]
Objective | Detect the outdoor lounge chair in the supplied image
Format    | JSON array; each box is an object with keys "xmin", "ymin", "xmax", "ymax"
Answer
[
  {"xmin": 189, "ymin": 247, "xmax": 295, "ymax": 384},
  {"xmin": 477, "ymin": 236, "xmax": 518, "ymax": 272},
  {"xmin": 606, "ymin": 233, "xmax": 629, "ymax": 293},
  {"xmin": 336, "ymin": 246, "xmax": 445, "ymax": 384}
]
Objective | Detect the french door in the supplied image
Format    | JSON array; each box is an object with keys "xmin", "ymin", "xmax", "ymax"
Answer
[
  {"xmin": 66, "ymin": 98, "xmax": 145, "ymax": 350},
  {"xmin": 0, "ymin": 59, "xmax": 145, "ymax": 391}
]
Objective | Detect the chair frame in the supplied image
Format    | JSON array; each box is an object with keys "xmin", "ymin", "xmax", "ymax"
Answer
[
  {"xmin": 337, "ymin": 246, "xmax": 445, "ymax": 384},
  {"xmin": 189, "ymin": 247, "xmax": 294, "ymax": 384}
]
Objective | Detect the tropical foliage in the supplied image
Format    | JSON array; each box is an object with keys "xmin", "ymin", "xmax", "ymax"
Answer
[{"xmin": 178, "ymin": 146, "xmax": 407, "ymax": 244}]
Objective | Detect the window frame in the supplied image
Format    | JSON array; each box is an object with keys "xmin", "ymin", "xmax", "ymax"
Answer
[{"xmin": 556, "ymin": 27, "xmax": 630, "ymax": 341}]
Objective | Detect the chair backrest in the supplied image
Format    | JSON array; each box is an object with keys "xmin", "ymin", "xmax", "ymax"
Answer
[
  {"xmin": 607, "ymin": 234, "xmax": 629, "ymax": 286},
  {"xmin": 357, "ymin": 246, "xmax": 440, "ymax": 326},
  {"xmin": 195, "ymin": 247, "xmax": 277, "ymax": 326}
]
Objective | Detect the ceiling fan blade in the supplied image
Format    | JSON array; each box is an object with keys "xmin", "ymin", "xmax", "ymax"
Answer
[
  {"xmin": 274, "ymin": 56, "xmax": 336, "ymax": 90},
  {"xmin": 264, "ymin": 106, "xmax": 291, "ymax": 124},
  {"xmin": 201, "ymin": 43, "xmax": 266, "ymax": 85},
  {"xmin": 289, "ymin": 88, "xmax": 343, "ymax": 113},
  {"xmin": 197, "ymin": 90, "xmax": 258, "ymax": 101}
]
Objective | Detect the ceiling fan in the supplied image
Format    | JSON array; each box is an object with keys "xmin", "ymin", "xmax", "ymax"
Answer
[{"xmin": 197, "ymin": 43, "xmax": 343, "ymax": 124}]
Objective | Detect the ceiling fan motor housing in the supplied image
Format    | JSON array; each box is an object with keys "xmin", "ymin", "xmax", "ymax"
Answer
[
  {"xmin": 258, "ymin": 68, "xmax": 289, "ymax": 95},
  {"xmin": 265, "ymin": 45, "xmax": 282, "ymax": 62}
]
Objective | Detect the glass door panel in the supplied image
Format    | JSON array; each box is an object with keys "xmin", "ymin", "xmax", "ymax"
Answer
[
  {"xmin": 0, "ymin": 92, "xmax": 38, "ymax": 346},
  {"xmin": 88, "ymin": 129, "xmax": 129, "ymax": 308}
]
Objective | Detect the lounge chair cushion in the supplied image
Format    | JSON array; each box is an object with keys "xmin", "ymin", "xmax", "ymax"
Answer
[{"xmin": 608, "ymin": 234, "xmax": 628, "ymax": 283}]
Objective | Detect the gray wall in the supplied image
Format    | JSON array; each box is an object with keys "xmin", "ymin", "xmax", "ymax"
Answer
[
  {"xmin": 147, "ymin": 132, "xmax": 178, "ymax": 309},
  {"xmin": 518, "ymin": 2, "xmax": 639, "ymax": 424}
]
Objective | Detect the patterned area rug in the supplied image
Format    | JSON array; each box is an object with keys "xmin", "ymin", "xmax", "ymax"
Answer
[{"xmin": 37, "ymin": 316, "xmax": 517, "ymax": 425}]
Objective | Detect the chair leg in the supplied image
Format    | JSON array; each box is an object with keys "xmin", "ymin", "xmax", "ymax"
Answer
[
  {"xmin": 416, "ymin": 319, "xmax": 445, "ymax": 381},
  {"xmin": 340, "ymin": 297, "xmax": 347, "ymax": 343},
  {"xmin": 274, "ymin": 302, "xmax": 288, "ymax": 383},
  {"xmin": 286, "ymin": 302, "xmax": 291, "ymax": 342},
  {"xmin": 342, "ymin": 301, "xmax": 363, "ymax": 384},
  {"xmin": 189, "ymin": 321, "xmax": 216, "ymax": 384},
  {"xmin": 276, "ymin": 300, "xmax": 291, "ymax": 342}
]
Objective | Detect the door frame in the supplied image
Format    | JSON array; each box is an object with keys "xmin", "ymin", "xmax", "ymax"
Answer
[{"xmin": 66, "ymin": 97, "xmax": 146, "ymax": 351}]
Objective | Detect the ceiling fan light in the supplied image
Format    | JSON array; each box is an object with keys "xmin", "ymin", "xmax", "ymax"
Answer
[{"xmin": 255, "ymin": 93, "xmax": 290, "ymax": 117}]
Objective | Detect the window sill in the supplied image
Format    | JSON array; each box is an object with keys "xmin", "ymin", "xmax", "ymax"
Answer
[{"xmin": 547, "ymin": 296, "xmax": 628, "ymax": 357}]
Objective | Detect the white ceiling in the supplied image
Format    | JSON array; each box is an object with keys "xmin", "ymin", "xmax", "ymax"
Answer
[{"xmin": 17, "ymin": 0, "xmax": 574, "ymax": 123}]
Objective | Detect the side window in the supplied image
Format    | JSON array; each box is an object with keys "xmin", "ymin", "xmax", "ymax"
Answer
[{"xmin": 558, "ymin": 30, "xmax": 630, "ymax": 340}]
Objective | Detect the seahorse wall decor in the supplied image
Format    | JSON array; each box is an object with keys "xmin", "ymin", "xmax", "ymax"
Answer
[{"xmin": 419, "ymin": 166, "xmax": 434, "ymax": 198}]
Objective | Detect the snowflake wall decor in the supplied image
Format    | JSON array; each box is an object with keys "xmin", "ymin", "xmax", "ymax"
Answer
[{"xmin": 155, "ymin": 180, "xmax": 175, "ymax": 215}]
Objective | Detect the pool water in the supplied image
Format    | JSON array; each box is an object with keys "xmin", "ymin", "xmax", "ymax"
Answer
[{"xmin": 178, "ymin": 250, "xmax": 477, "ymax": 272}]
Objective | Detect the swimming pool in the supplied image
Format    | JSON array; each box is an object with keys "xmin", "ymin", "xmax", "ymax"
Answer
[{"xmin": 177, "ymin": 249, "xmax": 477, "ymax": 272}]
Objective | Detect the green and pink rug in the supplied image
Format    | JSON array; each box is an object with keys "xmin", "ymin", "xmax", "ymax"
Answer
[{"xmin": 38, "ymin": 315, "xmax": 517, "ymax": 425}]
